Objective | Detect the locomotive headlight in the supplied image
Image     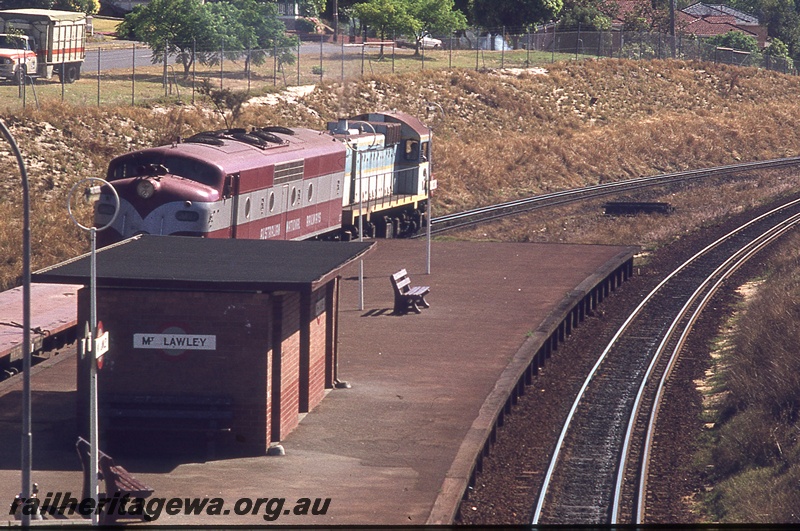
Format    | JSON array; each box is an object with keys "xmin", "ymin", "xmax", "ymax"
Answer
[{"xmin": 136, "ymin": 179, "xmax": 156, "ymax": 199}]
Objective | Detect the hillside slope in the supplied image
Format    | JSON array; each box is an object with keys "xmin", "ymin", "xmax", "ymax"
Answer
[{"xmin": 1, "ymin": 59, "xmax": 800, "ymax": 286}]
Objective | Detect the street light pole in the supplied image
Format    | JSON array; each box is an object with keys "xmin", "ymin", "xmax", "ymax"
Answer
[
  {"xmin": 67, "ymin": 178, "xmax": 119, "ymax": 527},
  {"xmin": 424, "ymin": 102, "xmax": 445, "ymax": 275},
  {"xmin": 0, "ymin": 118, "xmax": 32, "ymax": 527}
]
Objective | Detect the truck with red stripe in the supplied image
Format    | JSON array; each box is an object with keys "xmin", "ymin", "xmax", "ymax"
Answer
[{"xmin": 0, "ymin": 9, "xmax": 86, "ymax": 84}]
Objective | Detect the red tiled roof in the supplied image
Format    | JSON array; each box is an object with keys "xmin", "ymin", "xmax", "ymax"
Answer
[
  {"xmin": 684, "ymin": 17, "xmax": 757, "ymax": 38},
  {"xmin": 703, "ymin": 15, "xmax": 739, "ymax": 25},
  {"xmin": 612, "ymin": 0, "xmax": 639, "ymax": 22},
  {"xmin": 604, "ymin": 1, "xmax": 767, "ymax": 46}
]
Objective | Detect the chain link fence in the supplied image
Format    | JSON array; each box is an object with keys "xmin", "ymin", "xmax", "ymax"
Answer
[{"xmin": 2, "ymin": 25, "xmax": 794, "ymax": 111}]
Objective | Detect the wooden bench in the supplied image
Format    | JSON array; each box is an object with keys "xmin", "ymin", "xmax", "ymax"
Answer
[
  {"xmin": 101, "ymin": 394, "xmax": 234, "ymax": 458},
  {"xmin": 76, "ymin": 436, "xmax": 154, "ymax": 524},
  {"xmin": 390, "ymin": 269, "xmax": 431, "ymax": 314}
]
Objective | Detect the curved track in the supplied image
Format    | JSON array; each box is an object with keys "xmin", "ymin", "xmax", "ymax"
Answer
[
  {"xmin": 428, "ymin": 157, "xmax": 800, "ymax": 234},
  {"xmin": 531, "ymin": 197, "xmax": 800, "ymax": 524}
]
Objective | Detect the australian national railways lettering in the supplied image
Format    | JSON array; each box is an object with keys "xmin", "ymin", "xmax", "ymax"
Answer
[{"xmin": 134, "ymin": 334, "xmax": 217, "ymax": 350}]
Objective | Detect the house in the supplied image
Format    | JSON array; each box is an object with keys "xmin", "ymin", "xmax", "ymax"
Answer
[
  {"xmin": 607, "ymin": 1, "xmax": 767, "ymax": 47},
  {"xmin": 679, "ymin": 3, "xmax": 766, "ymax": 47}
]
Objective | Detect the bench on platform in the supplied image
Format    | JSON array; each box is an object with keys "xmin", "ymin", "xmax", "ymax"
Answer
[
  {"xmin": 390, "ymin": 269, "xmax": 430, "ymax": 315},
  {"xmin": 101, "ymin": 394, "xmax": 234, "ymax": 458},
  {"xmin": 76, "ymin": 436, "xmax": 154, "ymax": 524}
]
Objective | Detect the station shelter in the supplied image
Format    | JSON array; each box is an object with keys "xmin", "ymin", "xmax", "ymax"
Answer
[{"xmin": 32, "ymin": 235, "xmax": 373, "ymax": 457}]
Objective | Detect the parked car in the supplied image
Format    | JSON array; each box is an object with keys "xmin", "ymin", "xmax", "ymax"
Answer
[{"xmin": 396, "ymin": 33, "xmax": 442, "ymax": 49}]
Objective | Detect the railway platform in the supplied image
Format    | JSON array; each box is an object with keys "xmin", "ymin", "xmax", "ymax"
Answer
[
  {"xmin": 0, "ymin": 284, "xmax": 79, "ymax": 369},
  {"xmin": 0, "ymin": 239, "xmax": 636, "ymax": 525}
]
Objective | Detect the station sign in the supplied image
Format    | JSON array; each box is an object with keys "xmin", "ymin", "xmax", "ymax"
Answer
[{"xmin": 133, "ymin": 333, "xmax": 216, "ymax": 350}]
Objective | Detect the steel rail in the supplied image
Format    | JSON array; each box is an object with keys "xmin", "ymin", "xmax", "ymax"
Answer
[
  {"xmin": 631, "ymin": 210, "xmax": 800, "ymax": 523},
  {"xmin": 429, "ymin": 156, "xmax": 800, "ymax": 234},
  {"xmin": 531, "ymin": 196, "xmax": 800, "ymax": 524},
  {"xmin": 613, "ymin": 207, "xmax": 800, "ymax": 521}
]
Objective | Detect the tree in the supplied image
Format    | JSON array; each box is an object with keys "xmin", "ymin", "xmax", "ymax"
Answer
[
  {"xmin": 352, "ymin": 0, "xmax": 415, "ymax": 55},
  {"xmin": 453, "ymin": 0, "xmax": 473, "ymax": 24},
  {"xmin": 352, "ymin": 0, "xmax": 466, "ymax": 55},
  {"xmin": 118, "ymin": 0, "xmax": 219, "ymax": 78},
  {"xmin": 119, "ymin": 0, "xmax": 296, "ymax": 78},
  {"xmin": 764, "ymin": 37, "xmax": 794, "ymax": 69},
  {"xmin": 300, "ymin": 0, "xmax": 326, "ymax": 16},
  {"xmin": 613, "ymin": 0, "xmax": 675, "ymax": 32},
  {"xmin": 407, "ymin": 0, "xmax": 467, "ymax": 49},
  {"xmin": 207, "ymin": 0, "xmax": 298, "ymax": 74},
  {"xmin": 706, "ymin": 30, "xmax": 761, "ymax": 54},
  {"xmin": 471, "ymin": 0, "xmax": 563, "ymax": 30},
  {"xmin": 557, "ymin": 0, "xmax": 615, "ymax": 30},
  {"xmin": 729, "ymin": 0, "xmax": 800, "ymax": 60}
]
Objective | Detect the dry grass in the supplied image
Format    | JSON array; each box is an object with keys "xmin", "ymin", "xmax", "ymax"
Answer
[
  {"xmin": 451, "ymin": 170, "xmax": 797, "ymax": 251},
  {"xmin": 0, "ymin": 60, "xmax": 800, "ymax": 288},
  {"xmin": 692, "ymin": 231, "xmax": 800, "ymax": 523},
  {"xmin": 299, "ymin": 60, "xmax": 800, "ymax": 214},
  {"xmin": 3, "ymin": 59, "xmax": 800, "ymax": 289}
]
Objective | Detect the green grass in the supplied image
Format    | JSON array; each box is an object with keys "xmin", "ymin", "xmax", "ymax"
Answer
[{"xmin": 89, "ymin": 16, "xmax": 122, "ymax": 36}]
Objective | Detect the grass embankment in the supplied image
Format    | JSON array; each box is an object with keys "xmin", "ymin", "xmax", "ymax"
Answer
[
  {"xmin": 694, "ymin": 233, "xmax": 800, "ymax": 523},
  {"xmin": 0, "ymin": 58, "xmax": 798, "ymax": 521}
]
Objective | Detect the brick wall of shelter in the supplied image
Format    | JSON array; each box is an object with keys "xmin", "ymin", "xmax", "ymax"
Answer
[
  {"xmin": 78, "ymin": 288, "xmax": 273, "ymax": 454},
  {"xmin": 308, "ymin": 287, "xmax": 328, "ymax": 411},
  {"xmin": 76, "ymin": 280, "xmax": 338, "ymax": 453},
  {"xmin": 276, "ymin": 292, "xmax": 301, "ymax": 438}
]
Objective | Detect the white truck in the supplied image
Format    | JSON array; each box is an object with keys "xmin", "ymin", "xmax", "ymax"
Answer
[{"xmin": 0, "ymin": 9, "xmax": 86, "ymax": 84}]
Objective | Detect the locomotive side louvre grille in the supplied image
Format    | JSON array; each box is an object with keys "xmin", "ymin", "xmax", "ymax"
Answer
[{"xmin": 274, "ymin": 160, "xmax": 305, "ymax": 185}]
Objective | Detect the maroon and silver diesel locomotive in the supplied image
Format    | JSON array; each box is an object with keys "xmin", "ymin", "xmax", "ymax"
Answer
[{"xmin": 94, "ymin": 111, "xmax": 432, "ymax": 246}]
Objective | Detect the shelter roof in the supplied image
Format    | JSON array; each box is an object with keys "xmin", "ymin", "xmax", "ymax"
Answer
[{"xmin": 32, "ymin": 235, "xmax": 374, "ymax": 293}]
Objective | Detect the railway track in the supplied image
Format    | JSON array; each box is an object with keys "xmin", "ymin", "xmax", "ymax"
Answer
[
  {"xmin": 428, "ymin": 156, "xmax": 800, "ymax": 234},
  {"xmin": 3, "ymin": 157, "xmax": 800, "ymax": 377},
  {"xmin": 531, "ymin": 196, "xmax": 800, "ymax": 524}
]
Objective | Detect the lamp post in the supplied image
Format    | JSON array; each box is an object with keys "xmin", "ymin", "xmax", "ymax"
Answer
[
  {"xmin": 0, "ymin": 118, "xmax": 32, "ymax": 527},
  {"xmin": 424, "ymin": 102, "xmax": 445, "ymax": 275},
  {"xmin": 67, "ymin": 178, "xmax": 119, "ymax": 526},
  {"xmin": 344, "ymin": 121, "xmax": 377, "ymax": 311}
]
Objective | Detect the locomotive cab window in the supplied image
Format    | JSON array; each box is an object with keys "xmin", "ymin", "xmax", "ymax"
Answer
[
  {"xmin": 108, "ymin": 155, "xmax": 222, "ymax": 188},
  {"xmin": 404, "ymin": 140, "xmax": 420, "ymax": 162}
]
